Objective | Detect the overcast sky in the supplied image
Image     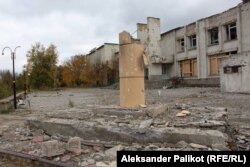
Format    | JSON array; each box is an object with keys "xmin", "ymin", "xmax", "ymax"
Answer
[{"xmin": 0, "ymin": 0, "xmax": 242, "ymax": 72}]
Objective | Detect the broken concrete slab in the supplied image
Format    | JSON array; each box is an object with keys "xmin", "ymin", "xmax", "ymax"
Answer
[{"xmin": 27, "ymin": 118, "xmax": 228, "ymax": 147}]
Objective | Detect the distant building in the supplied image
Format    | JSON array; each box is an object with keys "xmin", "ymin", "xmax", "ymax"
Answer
[
  {"xmin": 137, "ymin": 1, "xmax": 250, "ymax": 86},
  {"xmin": 87, "ymin": 43, "xmax": 119, "ymax": 68},
  {"xmin": 86, "ymin": 43, "xmax": 119, "ymax": 85},
  {"xmin": 87, "ymin": 1, "xmax": 250, "ymax": 87}
]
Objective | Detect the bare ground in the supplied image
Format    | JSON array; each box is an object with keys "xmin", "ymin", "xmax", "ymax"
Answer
[{"xmin": 0, "ymin": 87, "xmax": 249, "ymax": 166}]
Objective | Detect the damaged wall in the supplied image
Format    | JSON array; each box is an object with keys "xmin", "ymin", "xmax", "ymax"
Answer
[
  {"xmin": 220, "ymin": 51, "xmax": 250, "ymax": 93},
  {"xmin": 137, "ymin": 17, "xmax": 162, "ymax": 80},
  {"xmin": 158, "ymin": 1, "xmax": 250, "ymax": 87}
]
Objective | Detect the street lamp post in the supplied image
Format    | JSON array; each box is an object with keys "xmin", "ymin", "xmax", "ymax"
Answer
[
  {"xmin": 23, "ymin": 65, "xmax": 27, "ymax": 99},
  {"xmin": 2, "ymin": 46, "xmax": 21, "ymax": 109}
]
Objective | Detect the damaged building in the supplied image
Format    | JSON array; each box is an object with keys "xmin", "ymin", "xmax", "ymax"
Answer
[{"xmin": 87, "ymin": 1, "xmax": 250, "ymax": 87}]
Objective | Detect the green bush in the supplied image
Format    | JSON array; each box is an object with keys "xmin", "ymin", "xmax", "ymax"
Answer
[{"xmin": 0, "ymin": 85, "xmax": 9, "ymax": 99}]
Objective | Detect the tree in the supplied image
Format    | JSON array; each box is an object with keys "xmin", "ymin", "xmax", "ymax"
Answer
[
  {"xmin": 26, "ymin": 43, "xmax": 58, "ymax": 89},
  {"xmin": 0, "ymin": 70, "xmax": 12, "ymax": 99},
  {"xmin": 62, "ymin": 55, "xmax": 87, "ymax": 87}
]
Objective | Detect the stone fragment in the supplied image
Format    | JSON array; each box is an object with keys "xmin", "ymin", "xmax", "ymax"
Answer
[
  {"xmin": 79, "ymin": 160, "xmax": 88, "ymax": 167},
  {"xmin": 145, "ymin": 144, "xmax": 158, "ymax": 150},
  {"xmin": 205, "ymin": 107, "xmax": 227, "ymax": 112},
  {"xmin": 108, "ymin": 161, "xmax": 117, "ymax": 167},
  {"xmin": 92, "ymin": 153, "xmax": 105, "ymax": 161},
  {"xmin": 175, "ymin": 103, "xmax": 190, "ymax": 110},
  {"xmin": 176, "ymin": 110, "xmax": 191, "ymax": 117},
  {"xmin": 105, "ymin": 145, "xmax": 123, "ymax": 160},
  {"xmin": 176, "ymin": 112, "xmax": 186, "ymax": 117},
  {"xmin": 96, "ymin": 162, "xmax": 108, "ymax": 167},
  {"xmin": 139, "ymin": 104, "xmax": 147, "ymax": 108},
  {"xmin": 32, "ymin": 136, "xmax": 44, "ymax": 143},
  {"xmin": 211, "ymin": 144, "xmax": 231, "ymax": 151},
  {"xmin": 87, "ymin": 159, "xmax": 96, "ymax": 165},
  {"xmin": 190, "ymin": 143, "xmax": 208, "ymax": 149},
  {"xmin": 28, "ymin": 149, "xmax": 43, "ymax": 157},
  {"xmin": 42, "ymin": 140, "xmax": 66, "ymax": 157},
  {"xmin": 176, "ymin": 140, "xmax": 189, "ymax": 148},
  {"xmin": 61, "ymin": 155, "xmax": 71, "ymax": 162},
  {"xmin": 67, "ymin": 137, "xmax": 81, "ymax": 155},
  {"xmin": 181, "ymin": 110, "xmax": 191, "ymax": 115},
  {"xmin": 139, "ymin": 119, "xmax": 153, "ymax": 129},
  {"xmin": 146, "ymin": 104, "xmax": 168, "ymax": 118}
]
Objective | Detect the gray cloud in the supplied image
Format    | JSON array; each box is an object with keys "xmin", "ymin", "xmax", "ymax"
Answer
[{"xmin": 0, "ymin": 0, "xmax": 242, "ymax": 72}]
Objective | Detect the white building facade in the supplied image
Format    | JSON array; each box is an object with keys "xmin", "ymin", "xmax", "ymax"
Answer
[{"xmin": 87, "ymin": 1, "xmax": 250, "ymax": 86}]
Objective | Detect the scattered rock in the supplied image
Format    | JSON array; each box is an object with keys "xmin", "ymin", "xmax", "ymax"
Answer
[
  {"xmin": 176, "ymin": 140, "xmax": 189, "ymax": 148},
  {"xmin": 105, "ymin": 145, "xmax": 123, "ymax": 160},
  {"xmin": 139, "ymin": 104, "xmax": 147, "ymax": 108},
  {"xmin": 53, "ymin": 157, "xmax": 60, "ymax": 162},
  {"xmin": 79, "ymin": 160, "xmax": 88, "ymax": 167},
  {"xmin": 96, "ymin": 162, "xmax": 108, "ymax": 167},
  {"xmin": 175, "ymin": 103, "xmax": 190, "ymax": 110},
  {"xmin": 87, "ymin": 159, "xmax": 96, "ymax": 165},
  {"xmin": 61, "ymin": 155, "xmax": 71, "ymax": 162},
  {"xmin": 146, "ymin": 104, "xmax": 168, "ymax": 118},
  {"xmin": 165, "ymin": 121, "xmax": 170, "ymax": 126},
  {"xmin": 205, "ymin": 107, "xmax": 227, "ymax": 112},
  {"xmin": 92, "ymin": 153, "xmax": 105, "ymax": 161},
  {"xmin": 67, "ymin": 137, "xmax": 81, "ymax": 155},
  {"xmin": 176, "ymin": 112, "xmax": 187, "ymax": 117},
  {"xmin": 32, "ymin": 136, "xmax": 44, "ymax": 143},
  {"xmin": 28, "ymin": 149, "xmax": 42, "ymax": 157},
  {"xmin": 139, "ymin": 119, "xmax": 153, "ymax": 129},
  {"xmin": 190, "ymin": 143, "xmax": 208, "ymax": 149},
  {"xmin": 176, "ymin": 110, "xmax": 191, "ymax": 117},
  {"xmin": 42, "ymin": 140, "xmax": 66, "ymax": 157},
  {"xmin": 212, "ymin": 144, "xmax": 231, "ymax": 151},
  {"xmin": 181, "ymin": 110, "xmax": 191, "ymax": 115},
  {"xmin": 145, "ymin": 144, "xmax": 158, "ymax": 150},
  {"xmin": 108, "ymin": 161, "xmax": 116, "ymax": 167}
]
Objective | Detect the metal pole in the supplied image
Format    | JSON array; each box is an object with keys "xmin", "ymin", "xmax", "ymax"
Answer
[
  {"xmin": 2, "ymin": 46, "xmax": 20, "ymax": 110},
  {"xmin": 12, "ymin": 52, "xmax": 17, "ymax": 109}
]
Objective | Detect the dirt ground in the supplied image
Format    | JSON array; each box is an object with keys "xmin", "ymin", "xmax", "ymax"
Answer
[{"xmin": 0, "ymin": 87, "xmax": 249, "ymax": 166}]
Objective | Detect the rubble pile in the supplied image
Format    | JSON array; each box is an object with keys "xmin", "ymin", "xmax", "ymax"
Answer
[{"xmin": 0, "ymin": 88, "xmax": 249, "ymax": 166}]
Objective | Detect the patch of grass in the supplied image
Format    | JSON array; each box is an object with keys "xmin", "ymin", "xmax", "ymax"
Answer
[{"xmin": 0, "ymin": 106, "xmax": 14, "ymax": 114}]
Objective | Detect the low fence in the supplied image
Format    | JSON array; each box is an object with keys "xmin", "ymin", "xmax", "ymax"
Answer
[{"xmin": 0, "ymin": 92, "xmax": 25, "ymax": 113}]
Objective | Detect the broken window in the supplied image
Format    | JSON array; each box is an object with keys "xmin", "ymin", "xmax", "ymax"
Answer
[
  {"xmin": 224, "ymin": 65, "xmax": 241, "ymax": 74},
  {"xmin": 189, "ymin": 34, "xmax": 197, "ymax": 49},
  {"xmin": 225, "ymin": 22, "xmax": 237, "ymax": 41},
  {"xmin": 162, "ymin": 64, "xmax": 167, "ymax": 75},
  {"xmin": 179, "ymin": 59, "xmax": 197, "ymax": 77},
  {"xmin": 177, "ymin": 38, "xmax": 185, "ymax": 52},
  {"xmin": 209, "ymin": 54, "xmax": 227, "ymax": 76},
  {"xmin": 208, "ymin": 27, "xmax": 219, "ymax": 45}
]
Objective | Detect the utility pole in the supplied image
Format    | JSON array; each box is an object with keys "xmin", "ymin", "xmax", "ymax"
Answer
[{"xmin": 2, "ymin": 46, "xmax": 21, "ymax": 109}]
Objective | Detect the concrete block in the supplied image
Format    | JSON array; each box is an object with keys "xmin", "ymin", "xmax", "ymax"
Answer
[
  {"xmin": 67, "ymin": 137, "xmax": 81, "ymax": 155},
  {"xmin": 42, "ymin": 140, "xmax": 65, "ymax": 157},
  {"xmin": 146, "ymin": 104, "xmax": 168, "ymax": 118}
]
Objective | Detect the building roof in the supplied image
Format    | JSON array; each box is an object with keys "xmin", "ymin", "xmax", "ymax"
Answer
[{"xmin": 161, "ymin": 3, "xmax": 240, "ymax": 37}]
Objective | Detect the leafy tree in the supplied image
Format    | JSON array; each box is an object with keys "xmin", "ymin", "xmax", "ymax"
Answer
[
  {"xmin": 62, "ymin": 55, "xmax": 87, "ymax": 87},
  {"xmin": 26, "ymin": 43, "xmax": 58, "ymax": 89},
  {"xmin": 0, "ymin": 70, "xmax": 12, "ymax": 99}
]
